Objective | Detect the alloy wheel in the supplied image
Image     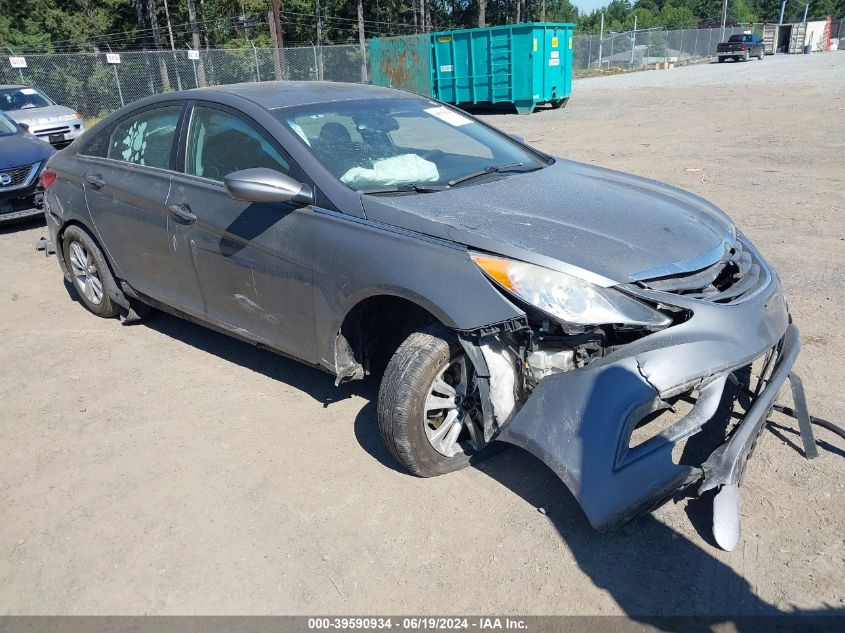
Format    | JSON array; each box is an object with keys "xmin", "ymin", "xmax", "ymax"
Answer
[
  {"xmin": 423, "ymin": 354, "xmax": 487, "ymax": 458},
  {"xmin": 68, "ymin": 241, "xmax": 104, "ymax": 305}
]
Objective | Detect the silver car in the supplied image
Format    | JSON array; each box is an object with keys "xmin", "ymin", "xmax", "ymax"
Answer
[{"xmin": 0, "ymin": 85, "xmax": 85, "ymax": 147}]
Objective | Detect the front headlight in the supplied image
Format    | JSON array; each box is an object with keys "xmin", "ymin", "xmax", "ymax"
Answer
[{"xmin": 471, "ymin": 253, "xmax": 670, "ymax": 328}]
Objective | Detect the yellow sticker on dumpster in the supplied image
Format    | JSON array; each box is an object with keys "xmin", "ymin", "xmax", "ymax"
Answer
[
  {"xmin": 569, "ymin": 36, "xmax": 573, "ymax": 49},
  {"xmin": 437, "ymin": 36, "xmax": 452, "ymax": 43},
  {"xmin": 533, "ymin": 38, "xmax": 538, "ymax": 52},
  {"xmin": 551, "ymin": 37, "xmax": 558, "ymax": 47}
]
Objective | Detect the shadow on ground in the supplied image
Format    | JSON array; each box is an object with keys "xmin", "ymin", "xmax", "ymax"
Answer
[{"xmin": 97, "ymin": 307, "xmax": 843, "ymax": 624}]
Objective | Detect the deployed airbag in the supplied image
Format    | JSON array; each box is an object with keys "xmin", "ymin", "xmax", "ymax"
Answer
[{"xmin": 341, "ymin": 154, "xmax": 439, "ymax": 188}]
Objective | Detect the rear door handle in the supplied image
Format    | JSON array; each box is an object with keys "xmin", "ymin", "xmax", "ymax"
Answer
[
  {"xmin": 168, "ymin": 203, "xmax": 197, "ymax": 224},
  {"xmin": 85, "ymin": 174, "xmax": 105, "ymax": 188}
]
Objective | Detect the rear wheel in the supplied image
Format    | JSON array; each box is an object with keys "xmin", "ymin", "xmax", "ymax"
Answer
[
  {"xmin": 62, "ymin": 225, "xmax": 119, "ymax": 318},
  {"xmin": 742, "ymin": 51, "xmax": 750, "ymax": 62},
  {"xmin": 378, "ymin": 326, "xmax": 488, "ymax": 477}
]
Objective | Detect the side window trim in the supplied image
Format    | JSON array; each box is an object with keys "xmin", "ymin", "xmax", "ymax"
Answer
[
  {"xmin": 179, "ymin": 100, "xmax": 310, "ymax": 187},
  {"xmin": 95, "ymin": 101, "xmax": 186, "ymax": 172}
]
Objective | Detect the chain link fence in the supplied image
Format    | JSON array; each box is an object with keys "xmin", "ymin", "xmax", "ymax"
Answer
[
  {"xmin": 1, "ymin": 27, "xmax": 757, "ymax": 118},
  {"xmin": 573, "ymin": 26, "xmax": 758, "ymax": 71},
  {"xmin": 0, "ymin": 44, "xmax": 368, "ymax": 119}
]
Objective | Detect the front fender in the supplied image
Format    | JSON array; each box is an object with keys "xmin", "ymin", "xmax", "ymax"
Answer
[{"xmin": 309, "ymin": 207, "xmax": 525, "ymax": 370}]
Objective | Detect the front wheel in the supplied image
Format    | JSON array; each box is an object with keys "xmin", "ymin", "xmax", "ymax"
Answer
[{"xmin": 377, "ymin": 326, "xmax": 488, "ymax": 477}]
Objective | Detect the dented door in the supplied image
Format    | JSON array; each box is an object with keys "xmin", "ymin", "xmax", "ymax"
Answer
[
  {"xmin": 165, "ymin": 103, "xmax": 318, "ymax": 363},
  {"xmin": 165, "ymin": 175, "xmax": 318, "ymax": 363}
]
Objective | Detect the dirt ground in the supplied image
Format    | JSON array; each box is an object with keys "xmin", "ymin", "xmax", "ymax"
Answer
[{"xmin": 1, "ymin": 53, "xmax": 843, "ymax": 617}]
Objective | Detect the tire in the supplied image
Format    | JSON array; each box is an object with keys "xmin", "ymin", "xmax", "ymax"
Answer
[
  {"xmin": 742, "ymin": 51, "xmax": 749, "ymax": 62},
  {"xmin": 718, "ymin": 57, "xmax": 725, "ymax": 63},
  {"xmin": 62, "ymin": 225, "xmax": 120, "ymax": 318},
  {"xmin": 758, "ymin": 50, "xmax": 764, "ymax": 60},
  {"xmin": 378, "ymin": 325, "xmax": 488, "ymax": 477}
]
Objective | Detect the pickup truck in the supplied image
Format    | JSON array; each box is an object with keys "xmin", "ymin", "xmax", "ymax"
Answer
[{"xmin": 716, "ymin": 33, "xmax": 765, "ymax": 62}]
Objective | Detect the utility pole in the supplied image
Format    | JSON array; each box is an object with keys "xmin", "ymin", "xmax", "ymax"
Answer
[
  {"xmin": 597, "ymin": 12, "xmax": 605, "ymax": 68},
  {"xmin": 357, "ymin": 0, "xmax": 367, "ymax": 83},
  {"xmin": 187, "ymin": 0, "xmax": 207, "ymax": 86},
  {"xmin": 720, "ymin": 0, "xmax": 728, "ymax": 43},
  {"xmin": 269, "ymin": 0, "xmax": 284, "ymax": 80},
  {"xmin": 478, "ymin": 0, "xmax": 486, "ymax": 28},
  {"xmin": 630, "ymin": 14, "xmax": 637, "ymax": 66},
  {"xmin": 541, "ymin": 0, "xmax": 546, "ymax": 22},
  {"xmin": 802, "ymin": 2, "xmax": 809, "ymax": 23},
  {"xmin": 779, "ymin": 1, "xmax": 787, "ymax": 24},
  {"xmin": 315, "ymin": 0, "xmax": 324, "ymax": 81}
]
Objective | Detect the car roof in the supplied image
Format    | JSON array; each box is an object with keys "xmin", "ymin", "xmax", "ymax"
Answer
[
  {"xmin": 0, "ymin": 85, "xmax": 32, "ymax": 90},
  {"xmin": 190, "ymin": 81, "xmax": 412, "ymax": 110}
]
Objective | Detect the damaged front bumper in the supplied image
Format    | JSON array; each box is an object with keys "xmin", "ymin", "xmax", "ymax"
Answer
[{"xmin": 495, "ymin": 266, "xmax": 797, "ymax": 541}]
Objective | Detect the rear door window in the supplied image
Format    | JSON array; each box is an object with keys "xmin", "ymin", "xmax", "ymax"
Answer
[{"xmin": 106, "ymin": 105, "xmax": 182, "ymax": 170}]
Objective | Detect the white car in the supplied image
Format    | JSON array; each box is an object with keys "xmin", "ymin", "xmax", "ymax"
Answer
[{"xmin": 0, "ymin": 85, "xmax": 85, "ymax": 147}]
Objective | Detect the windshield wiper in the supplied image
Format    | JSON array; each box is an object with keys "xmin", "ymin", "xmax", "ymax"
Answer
[
  {"xmin": 363, "ymin": 183, "xmax": 449, "ymax": 195},
  {"xmin": 447, "ymin": 162, "xmax": 528, "ymax": 187}
]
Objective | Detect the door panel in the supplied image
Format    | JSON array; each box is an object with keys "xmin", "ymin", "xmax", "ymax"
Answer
[
  {"xmin": 168, "ymin": 104, "xmax": 317, "ymax": 362},
  {"xmin": 166, "ymin": 178, "xmax": 317, "ymax": 362},
  {"xmin": 83, "ymin": 104, "xmax": 183, "ymax": 304}
]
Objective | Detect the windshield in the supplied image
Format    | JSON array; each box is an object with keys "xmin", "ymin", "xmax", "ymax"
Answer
[
  {"xmin": 0, "ymin": 114, "xmax": 17, "ymax": 136},
  {"xmin": 276, "ymin": 98, "xmax": 547, "ymax": 192},
  {"xmin": 728, "ymin": 34, "xmax": 752, "ymax": 43},
  {"xmin": 0, "ymin": 87, "xmax": 55, "ymax": 112}
]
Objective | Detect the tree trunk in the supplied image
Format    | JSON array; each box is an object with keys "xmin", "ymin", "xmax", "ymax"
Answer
[
  {"xmin": 357, "ymin": 0, "xmax": 368, "ymax": 83},
  {"xmin": 541, "ymin": 0, "xmax": 546, "ymax": 22},
  {"xmin": 478, "ymin": 0, "xmax": 486, "ymax": 27},
  {"xmin": 412, "ymin": 0, "xmax": 418, "ymax": 33},
  {"xmin": 186, "ymin": 0, "xmax": 207, "ymax": 86},
  {"xmin": 516, "ymin": 0, "xmax": 522, "ymax": 24},
  {"xmin": 424, "ymin": 0, "xmax": 432, "ymax": 31},
  {"xmin": 146, "ymin": 0, "xmax": 171, "ymax": 91},
  {"xmin": 268, "ymin": 0, "xmax": 285, "ymax": 80},
  {"xmin": 161, "ymin": 0, "xmax": 182, "ymax": 90},
  {"xmin": 135, "ymin": 0, "xmax": 148, "ymax": 50}
]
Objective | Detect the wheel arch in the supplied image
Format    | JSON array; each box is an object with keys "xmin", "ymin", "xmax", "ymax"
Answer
[
  {"xmin": 56, "ymin": 219, "xmax": 130, "ymax": 312},
  {"xmin": 333, "ymin": 292, "xmax": 445, "ymax": 382}
]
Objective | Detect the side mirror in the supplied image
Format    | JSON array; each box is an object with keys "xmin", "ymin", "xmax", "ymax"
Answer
[
  {"xmin": 224, "ymin": 168, "xmax": 314, "ymax": 205},
  {"xmin": 19, "ymin": 122, "xmax": 29, "ymax": 131},
  {"xmin": 509, "ymin": 133, "xmax": 525, "ymax": 144}
]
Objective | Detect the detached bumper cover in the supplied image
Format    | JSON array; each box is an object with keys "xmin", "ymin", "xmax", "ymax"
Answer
[{"xmin": 496, "ymin": 266, "xmax": 793, "ymax": 531}]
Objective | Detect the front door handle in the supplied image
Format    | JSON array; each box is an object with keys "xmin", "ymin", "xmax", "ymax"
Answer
[
  {"xmin": 168, "ymin": 203, "xmax": 197, "ymax": 224},
  {"xmin": 85, "ymin": 174, "xmax": 105, "ymax": 188}
]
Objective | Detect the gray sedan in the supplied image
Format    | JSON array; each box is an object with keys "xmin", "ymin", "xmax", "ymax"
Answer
[{"xmin": 42, "ymin": 82, "xmax": 809, "ymax": 550}]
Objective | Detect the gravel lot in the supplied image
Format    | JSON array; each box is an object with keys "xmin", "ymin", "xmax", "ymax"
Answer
[{"xmin": 1, "ymin": 52, "xmax": 843, "ymax": 617}]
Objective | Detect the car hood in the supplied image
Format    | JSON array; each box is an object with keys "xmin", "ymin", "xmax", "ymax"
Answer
[
  {"xmin": 361, "ymin": 159, "xmax": 735, "ymax": 286},
  {"xmin": 0, "ymin": 132, "xmax": 55, "ymax": 169},
  {"xmin": 5, "ymin": 104, "xmax": 77, "ymax": 125}
]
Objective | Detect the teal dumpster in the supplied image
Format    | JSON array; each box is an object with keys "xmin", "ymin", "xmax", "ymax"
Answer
[{"xmin": 369, "ymin": 22, "xmax": 575, "ymax": 114}]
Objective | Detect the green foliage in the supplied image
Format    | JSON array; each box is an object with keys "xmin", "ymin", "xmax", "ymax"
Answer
[{"xmin": 0, "ymin": 0, "xmax": 842, "ymax": 53}]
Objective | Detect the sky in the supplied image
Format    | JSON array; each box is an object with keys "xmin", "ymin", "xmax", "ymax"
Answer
[{"xmin": 571, "ymin": 0, "xmax": 611, "ymax": 13}]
